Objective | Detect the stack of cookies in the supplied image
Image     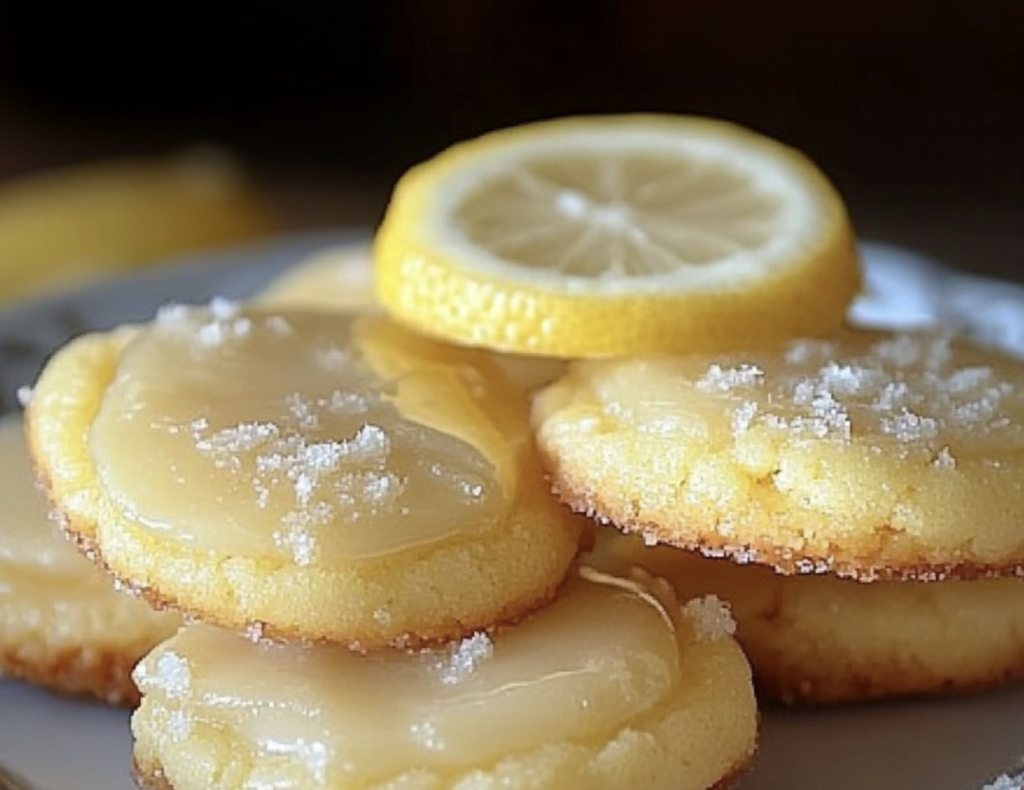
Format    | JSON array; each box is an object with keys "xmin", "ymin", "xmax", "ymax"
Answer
[
  {"xmin": 362, "ymin": 113, "xmax": 1024, "ymax": 710},
  {"xmin": 264, "ymin": 240, "xmax": 1024, "ymax": 707},
  {"xmin": 25, "ymin": 299, "xmax": 758, "ymax": 790},
  {"xmin": 533, "ymin": 324, "xmax": 1024, "ymax": 705},
  {"xmin": 19, "ymin": 111, "xmax": 1024, "ymax": 790}
]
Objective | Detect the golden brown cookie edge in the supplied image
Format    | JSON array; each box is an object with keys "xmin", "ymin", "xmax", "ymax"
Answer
[
  {"xmin": 0, "ymin": 643, "xmax": 140, "ymax": 707},
  {"xmin": 550, "ymin": 468, "xmax": 1024, "ymax": 582}
]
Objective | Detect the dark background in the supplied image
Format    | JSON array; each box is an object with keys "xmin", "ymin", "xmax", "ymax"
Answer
[{"xmin": 0, "ymin": 2, "xmax": 1022, "ymax": 281}]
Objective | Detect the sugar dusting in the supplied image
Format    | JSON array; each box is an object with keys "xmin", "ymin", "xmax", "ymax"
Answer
[
  {"xmin": 139, "ymin": 650, "xmax": 192, "ymax": 698},
  {"xmin": 693, "ymin": 332, "xmax": 1024, "ymax": 459},
  {"xmin": 410, "ymin": 720, "xmax": 446, "ymax": 752},
  {"xmin": 156, "ymin": 298, "xmax": 290, "ymax": 348},
  {"xmin": 982, "ymin": 772, "xmax": 1024, "ymax": 790},
  {"xmin": 163, "ymin": 312, "xmax": 383, "ymax": 546},
  {"xmin": 192, "ymin": 402, "xmax": 402, "ymax": 565},
  {"xmin": 696, "ymin": 363, "xmax": 765, "ymax": 393},
  {"xmin": 681, "ymin": 595, "xmax": 736, "ymax": 640},
  {"xmin": 437, "ymin": 632, "xmax": 494, "ymax": 685},
  {"xmin": 138, "ymin": 302, "xmax": 507, "ymax": 571},
  {"xmin": 731, "ymin": 401, "xmax": 759, "ymax": 434},
  {"xmin": 263, "ymin": 738, "xmax": 330, "ymax": 784},
  {"xmin": 932, "ymin": 446, "xmax": 956, "ymax": 470},
  {"xmin": 166, "ymin": 709, "xmax": 192, "ymax": 741}
]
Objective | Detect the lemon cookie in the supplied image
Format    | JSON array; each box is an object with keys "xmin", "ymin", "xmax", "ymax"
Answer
[
  {"xmin": 256, "ymin": 242, "xmax": 378, "ymax": 312},
  {"xmin": 0, "ymin": 414, "xmax": 179, "ymax": 705},
  {"xmin": 595, "ymin": 528, "xmax": 1024, "ymax": 704},
  {"xmin": 533, "ymin": 329, "xmax": 1024, "ymax": 580},
  {"xmin": 27, "ymin": 303, "xmax": 583, "ymax": 647},
  {"xmin": 131, "ymin": 565, "xmax": 757, "ymax": 790}
]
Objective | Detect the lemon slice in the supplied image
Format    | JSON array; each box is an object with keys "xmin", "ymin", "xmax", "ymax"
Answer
[{"xmin": 374, "ymin": 114, "xmax": 861, "ymax": 357}]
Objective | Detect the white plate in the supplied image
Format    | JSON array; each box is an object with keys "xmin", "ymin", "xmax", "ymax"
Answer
[{"xmin": 1, "ymin": 233, "xmax": 1023, "ymax": 790}]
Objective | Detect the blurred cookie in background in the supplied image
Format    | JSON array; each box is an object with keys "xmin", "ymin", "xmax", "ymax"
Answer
[
  {"xmin": 0, "ymin": 146, "xmax": 279, "ymax": 306},
  {"xmin": 257, "ymin": 241, "xmax": 568, "ymax": 393},
  {"xmin": 256, "ymin": 241, "xmax": 377, "ymax": 312}
]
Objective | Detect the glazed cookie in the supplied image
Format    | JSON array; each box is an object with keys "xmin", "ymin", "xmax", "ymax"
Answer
[
  {"xmin": 131, "ymin": 565, "xmax": 757, "ymax": 790},
  {"xmin": 27, "ymin": 303, "xmax": 583, "ymax": 647},
  {"xmin": 0, "ymin": 414, "xmax": 179, "ymax": 705},
  {"xmin": 594, "ymin": 528, "xmax": 1024, "ymax": 705},
  {"xmin": 533, "ymin": 329, "xmax": 1024, "ymax": 580},
  {"xmin": 256, "ymin": 242, "xmax": 378, "ymax": 312},
  {"xmin": 256, "ymin": 242, "xmax": 566, "ymax": 393}
]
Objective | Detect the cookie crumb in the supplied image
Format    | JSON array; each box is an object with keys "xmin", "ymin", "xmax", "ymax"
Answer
[{"xmin": 245, "ymin": 621, "xmax": 266, "ymax": 643}]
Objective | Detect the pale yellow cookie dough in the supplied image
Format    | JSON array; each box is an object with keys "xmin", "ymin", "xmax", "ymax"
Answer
[{"xmin": 594, "ymin": 527, "xmax": 1024, "ymax": 704}]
